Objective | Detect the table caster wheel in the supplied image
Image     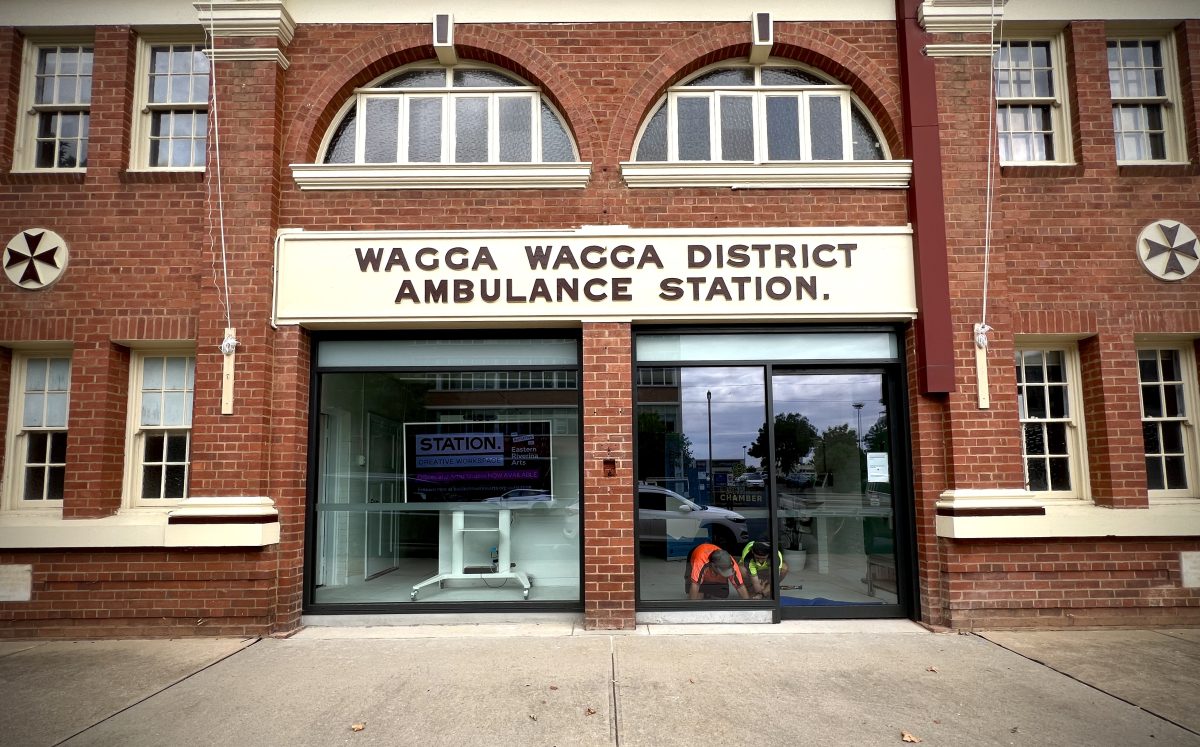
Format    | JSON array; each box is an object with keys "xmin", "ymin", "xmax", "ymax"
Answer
[
  {"xmin": 410, "ymin": 591, "xmax": 417, "ymax": 601},
  {"xmin": 523, "ymin": 589, "xmax": 529, "ymax": 600}
]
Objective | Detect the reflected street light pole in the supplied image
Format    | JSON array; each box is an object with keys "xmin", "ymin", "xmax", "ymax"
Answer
[
  {"xmin": 852, "ymin": 401, "xmax": 864, "ymax": 450},
  {"xmin": 742, "ymin": 444, "xmax": 747, "ymax": 467},
  {"xmin": 706, "ymin": 390, "xmax": 713, "ymax": 481}
]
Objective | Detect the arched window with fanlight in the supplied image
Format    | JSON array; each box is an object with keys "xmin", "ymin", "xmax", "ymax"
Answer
[
  {"xmin": 621, "ymin": 60, "xmax": 909, "ymax": 189},
  {"xmin": 292, "ymin": 63, "xmax": 590, "ymax": 190}
]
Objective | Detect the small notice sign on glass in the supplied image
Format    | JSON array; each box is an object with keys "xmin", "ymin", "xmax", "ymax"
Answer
[{"xmin": 866, "ymin": 452, "xmax": 889, "ymax": 482}]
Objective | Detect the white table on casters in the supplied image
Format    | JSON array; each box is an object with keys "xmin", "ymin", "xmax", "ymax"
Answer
[{"xmin": 410, "ymin": 507, "xmax": 532, "ymax": 600}]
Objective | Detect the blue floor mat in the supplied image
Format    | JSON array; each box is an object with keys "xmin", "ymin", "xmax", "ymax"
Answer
[{"xmin": 780, "ymin": 596, "xmax": 883, "ymax": 606}]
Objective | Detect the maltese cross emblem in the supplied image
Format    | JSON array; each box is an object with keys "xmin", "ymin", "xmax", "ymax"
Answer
[
  {"xmin": 5, "ymin": 229, "xmax": 68, "ymax": 289},
  {"xmin": 1137, "ymin": 221, "xmax": 1198, "ymax": 282}
]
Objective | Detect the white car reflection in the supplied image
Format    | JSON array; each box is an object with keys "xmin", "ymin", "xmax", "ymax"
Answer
[
  {"xmin": 637, "ymin": 484, "xmax": 748, "ymax": 551},
  {"xmin": 484, "ymin": 488, "xmax": 555, "ymax": 508}
]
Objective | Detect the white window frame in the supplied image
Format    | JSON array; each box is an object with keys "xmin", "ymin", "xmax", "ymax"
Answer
[
  {"xmin": 622, "ymin": 59, "xmax": 909, "ymax": 189},
  {"xmin": 129, "ymin": 34, "xmax": 210, "ymax": 172},
  {"xmin": 123, "ymin": 350, "xmax": 195, "ymax": 507},
  {"xmin": 1014, "ymin": 340, "xmax": 1089, "ymax": 501},
  {"xmin": 1106, "ymin": 33, "xmax": 1187, "ymax": 165},
  {"xmin": 13, "ymin": 36, "xmax": 94, "ymax": 172},
  {"xmin": 2, "ymin": 351, "xmax": 72, "ymax": 512},
  {"xmin": 994, "ymin": 32, "xmax": 1073, "ymax": 166},
  {"xmin": 294, "ymin": 62, "xmax": 589, "ymax": 190},
  {"xmin": 1136, "ymin": 341, "xmax": 1199, "ymax": 501}
]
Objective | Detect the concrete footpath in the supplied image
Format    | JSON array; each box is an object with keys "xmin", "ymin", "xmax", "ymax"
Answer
[{"xmin": 1, "ymin": 619, "xmax": 1198, "ymax": 747}]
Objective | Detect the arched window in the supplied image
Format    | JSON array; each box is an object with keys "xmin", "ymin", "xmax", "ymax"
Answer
[
  {"xmin": 294, "ymin": 63, "xmax": 589, "ymax": 190},
  {"xmin": 622, "ymin": 61, "xmax": 906, "ymax": 189}
]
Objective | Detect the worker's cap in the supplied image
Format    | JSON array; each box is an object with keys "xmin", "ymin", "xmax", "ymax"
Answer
[
  {"xmin": 751, "ymin": 541, "xmax": 770, "ymax": 558},
  {"xmin": 710, "ymin": 549, "xmax": 735, "ymax": 577}
]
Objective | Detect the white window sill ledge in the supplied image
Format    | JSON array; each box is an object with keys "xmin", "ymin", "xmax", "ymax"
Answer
[
  {"xmin": 936, "ymin": 488, "xmax": 1200, "ymax": 539},
  {"xmin": 290, "ymin": 162, "xmax": 592, "ymax": 190},
  {"xmin": 0, "ymin": 496, "xmax": 279, "ymax": 549},
  {"xmin": 619, "ymin": 160, "xmax": 912, "ymax": 189}
]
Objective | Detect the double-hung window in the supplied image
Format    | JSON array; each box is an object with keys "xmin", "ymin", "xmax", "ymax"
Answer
[
  {"xmin": 632, "ymin": 64, "xmax": 884, "ymax": 163},
  {"xmin": 1015, "ymin": 345, "xmax": 1087, "ymax": 498},
  {"xmin": 127, "ymin": 352, "xmax": 195, "ymax": 503},
  {"xmin": 1107, "ymin": 37, "xmax": 1183, "ymax": 163},
  {"xmin": 1137, "ymin": 346, "xmax": 1198, "ymax": 498},
  {"xmin": 322, "ymin": 65, "xmax": 577, "ymax": 165},
  {"xmin": 5, "ymin": 354, "xmax": 71, "ymax": 508},
  {"xmin": 132, "ymin": 40, "xmax": 210, "ymax": 169},
  {"xmin": 17, "ymin": 41, "xmax": 93, "ymax": 170},
  {"xmin": 994, "ymin": 38, "xmax": 1069, "ymax": 164}
]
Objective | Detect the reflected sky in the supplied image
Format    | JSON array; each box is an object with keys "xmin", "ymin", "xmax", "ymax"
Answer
[{"xmin": 673, "ymin": 368, "xmax": 886, "ymax": 464}]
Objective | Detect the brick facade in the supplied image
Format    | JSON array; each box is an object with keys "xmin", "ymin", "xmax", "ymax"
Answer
[{"xmin": 0, "ymin": 3, "xmax": 1197, "ymax": 636}]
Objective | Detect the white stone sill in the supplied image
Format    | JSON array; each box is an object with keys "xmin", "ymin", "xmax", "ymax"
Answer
[
  {"xmin": 290, "ymin": 162, "xmax": 592, "ymax": 190},
  {"xmin": 619, "ymin": 160, "xmax": 913, "ymax": 188},
  {"xmin": 0, "ymin": 496, "xmax": 280, "ymax": 549}
]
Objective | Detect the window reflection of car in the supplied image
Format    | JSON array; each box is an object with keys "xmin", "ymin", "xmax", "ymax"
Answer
[
  {"xmin": 736, "ymin": 472, "xmax": 765, "ymax": 488},
  {"xmin": 637, "ymin": 484, "xmax": 748, "ymax": 551},
  {"xmin": 484, "ymin": 488, "xmax": 555, "ymax": 508}
]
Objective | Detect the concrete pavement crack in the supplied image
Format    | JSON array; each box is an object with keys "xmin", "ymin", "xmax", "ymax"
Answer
[
  {"xmin": 51, "ymin": 637, "xmax": 262, "ymax": 746},
  {"xmin": 975, "ymin": 633, "xmax": 1200, "ymax": 739},
  {"xmin": 610, "ymin": 635, "xmax": 621, "ymax": 747}
]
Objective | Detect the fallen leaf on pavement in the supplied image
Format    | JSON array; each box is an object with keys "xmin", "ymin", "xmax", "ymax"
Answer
[
  {"xmin": 350, "ymin": 723, "xmax": 365, "ymax": 732},
  {"xmin": 901, "ymin": 731, "xmax": 922, "ymax": 743},
  {"xmin": 586, "ymin": 708, "xmax": 597, "ymax": 716},
  {"xmin": 925, "ymin": 666, "xmax": 938, "ymax": 673},
  {"xmin": 549, "ymin": 685, "xmax": 559, "ymax": 690},
  {"xmin": 529, "ymin": 714, "xmax": 538, "ymax": 721}
]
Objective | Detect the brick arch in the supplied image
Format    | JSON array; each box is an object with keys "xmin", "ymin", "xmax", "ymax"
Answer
[
  {"xmin": 284, "ymin": 25, "xmax": 600, "ymax": 164},
  {"xmin": 606, "ymin": 22, "xmax": 905, "ymax": 162}
]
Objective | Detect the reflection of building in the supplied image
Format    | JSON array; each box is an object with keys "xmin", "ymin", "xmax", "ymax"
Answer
[{"xmin": 1, "ymin": 0, "xmax": 1198, "ymax": 636}]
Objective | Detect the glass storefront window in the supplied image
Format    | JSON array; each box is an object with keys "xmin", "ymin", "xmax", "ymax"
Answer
[
  {"xmin": 313, "ymin": 339, "xmax": 580, "ymax": 606},
  {"xmin": 634, "ymin": 329, "xmax": 903, "ymax": 614}
]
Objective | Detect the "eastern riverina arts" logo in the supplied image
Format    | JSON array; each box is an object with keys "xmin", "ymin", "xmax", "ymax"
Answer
[{"xmin": 352, "ymin": 241, "xmax": 859, "ymax": 305}]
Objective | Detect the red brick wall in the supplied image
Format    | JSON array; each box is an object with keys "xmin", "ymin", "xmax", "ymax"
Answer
[
  {"xmin": 926, "ymin": 19, "xmax": 1200, "ymax": 628},
  {"xmin": 581, "ymin": 323, "xmax": 635, "ymax": 629}
]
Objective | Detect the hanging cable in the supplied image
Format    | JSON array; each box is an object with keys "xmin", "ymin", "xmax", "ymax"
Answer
[
  {"xmin": 974, "ymin": 0, "xmax": 1002, "ymax": 353},
  {"xmin": 205, "ymin": 2, "xmax": 238, "ymax": 355}
]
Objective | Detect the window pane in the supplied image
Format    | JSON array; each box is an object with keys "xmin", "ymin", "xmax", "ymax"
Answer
[
  {"xmin": 1026, "ymin": 458, "xmax": 1048, "ymax": 491},
  {"xmin": 142, "ymin": 466, "xmax": 162, "ymax": 499},
  {"xmin": 27, "ymin": 432, "xmax": 47, "ymax": 461},
  {"xmin": 1146, "ymin": 457, "xmax": 1165, "ymax": 490},
  {"xmin": 382, "ymin": 69, "xmax": 447, "ymax": 89},
  {"xmin": 1142, "ymin": 422, "xmax": 1161, "ymax": 454},
  {"xmin": 1026, "ymin": 388, "xmax": 1047, "ymax": 419},
  {"xmin": 453, "ymin": 69, "xmax": 520, "ymax": 87},
  {"xmin": 45, "ymin": 392, "xmax": 68, "ymax": 427},
  {"xmin": 676, "ymin": 97, "xmax": 711, "ymax": 161},
  {"xmin": 1046, "ymin": 422, "xmax": 1068, "ymax": 454},
  {"xmin": 163, "ymin": 392, "xmax": 186, "ymax": 426},
  {"xmin": 687, "ymin": 68, "xmax": 754, "ymax": 87},
  {"xmin": 498, "ymin": 97, "xmax": 532, "ymax": 162},
  {"xmin": 454, "ymin": 97, "xmax": 489, "ymax": 162},
  {"xmin": 1024, "ymin": 423, "xmax": 1045, "ymax": 455},
  {"xmin": 164, "ymin": 465, "xmax": 187, "ymax": 498},
  {"xmin": 49, "ymin": 431, "xmax": 67, "ymax": 463},
  {"xmin": 1164, "ymin": 457, "xmax": 1187, "ymax": 490},
  {"xmin": 635, "ymin": 104, "xmax": 668, "ymax": 161},
  {"xmin": 145, "ymin": 433, "xmax": 165, "ymax": 460},
  {"xmin": 540, "ymin": 102, "xmax": 574, "ymax": 162},
  {"xmin": 364, "ymin": 98, "xmax": 399, "ymax": 163},
  {"xmin": 719, "ymin": 96, "xmax": 754, "ymax": 161},
  {"xmin": 1048, "ymin": 457, "xmax": 1071, "ymax": 491},
  {"xmin": 1044, "ymin": 351, "xmax": 1065, "ymax": 381},
  {"xmin": 1047, "ymin": 385, "xmax": 1067, "ymax": 419},
  {"xmin": 1164, "ymin": 384, "xmax": 1183, "ymax": 418},
  {"xmin": 1159, "ymin": 350, "xmax": 1180, "ymax": 381},
  {"xmin": 47, "ymin": 466, "xmax": 65, "ymax": 500},
  {"xmin": 809, "ymin": 96, "xmax": 844, "ymax": 160},
  {"xmin": 1138, "ymin": 349, "xmax": 1158, "ymax": 382},
  {"xmin": 166, "ymin": 432, "xmax": 189, "ymax": 462},
  {"xmin": 323, "ymin": 110, "xmax": 357, "ymax": 164},
  {"xmin": 766, "ymin": 96, "xmax": 800, "ymax": 161},
  {"xmin": 141, "ymin": 392, "xmax": 162, "ymax": 426},
  {"xmin": 851, "ymin": 107, "xmax": 883, "ymax": 160},
  {"xmin": 761, "ymin": 68, "xmax": 824, "ymax": 86},
  {"xmin": 143, "ymin": 357, "xmax": 163, "ymax": 390},
  {"xmin": 23, "ymin": 394, "xmax": 45, "ymax": 427},
  {"xmin": 407, "ymin": 97, "xmax": 442, "ymax": 162},
  {"xmin": 1142, "ymin": 385, "xmax": 1162, "ymax": 417},
  {"xmin": 25, "ymin": 468, "xmax": 46, "ymax": 501}
]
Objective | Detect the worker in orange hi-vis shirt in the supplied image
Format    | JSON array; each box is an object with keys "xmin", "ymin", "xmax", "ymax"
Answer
[{"xmin": 684, "ymin": 542, "xmax": 751, "ymax": 600}]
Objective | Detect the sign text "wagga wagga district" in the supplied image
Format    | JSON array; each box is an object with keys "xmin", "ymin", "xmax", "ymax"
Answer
[{"xmin": 353, "ymin": 242, "xmax": 859, "ymax": 304}]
